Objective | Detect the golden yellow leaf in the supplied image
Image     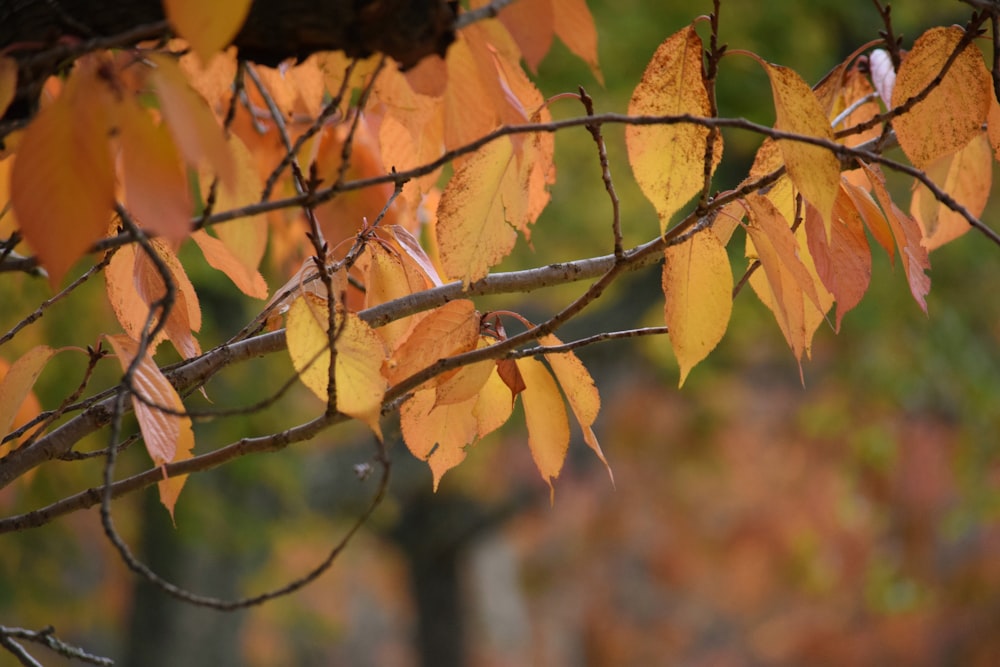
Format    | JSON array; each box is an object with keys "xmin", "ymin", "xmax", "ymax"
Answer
[
  {"xmin": 104, "ymin": 334, "xmax": 194, "ymax": 521},
  {"xmin": 191, "ymin": 230, "xmax": 268, "ymax": 299},
  {"xmin": 11, "ymin": 59, "xmax": 115, "ymax": 287},
  {"xmin": 0, "ymin": 56, "xmax": 17, "ymax": 118},
  {"xmin": 892, "ymin": 27, "xmax": 992, "ymax": 169},
  {"xmin": 364, "ymin": 243, "xmax": 425, "ymax": 350},
  {"xmin": 118, "ymin": 100, "xmax": 193, "ymax": 246},
  {"xmin": 285, "ymin": 294, "xmax": 387, "ymax": 435},
  {"xmin": 0, "ymin": 346, "xmax": 54, "ymax": 439},
  {"xmin": 148, "ymin": 54, "xmax": 236, "ymax": 191},
  {"xmin": 473, "ymin": 365, "xmax": 516, "ymax": 439},
  {"xmin": 400, "ymin": 388, "xmax": 478, "ymax": 490},
  {"xmin": 516, "ymin": 356, "xmax": 569, "ymax": 500},
  {"xmin": 627, "ymin": 26, "xmax": 721, "ymax": 233},
  {"xmin": 662, "ymin": 231, "xmax": 733, "ymax": 386},
  {"xmin": 911, "ymin": 132, "xmax": 992, "ymax": 251},
  {"xmin": 436, "ymin": 137, "xmax": 520, "ymax": 284},
  {"xmin": 383, "ymin": 299, "xmax": 480, "ymax": 387},
  {"xmin": 538, "ymin": 334, "xmax": 612, "ymax": 482},
  {"xmin": 163, "ymin": 0, "xmax": 252, "ymax": 64},
  {"xmin": 763, "ymin": 62, "xmax": 840, "ymax": 236}
]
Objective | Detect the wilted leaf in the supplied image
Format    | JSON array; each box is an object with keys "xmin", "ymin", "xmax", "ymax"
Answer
[
  {"xmin": 911, "ymin": 132, "xmax": 992, "ymax": 250},
  {"xmin": 436, "ymin": 137, "xmax": 520, "ymax": 284},
  {"xmin": 663, "ymin": 230, "xmax": 733, "ymax": 386},
  {"xmin": 400, "ymin": 388, "xmax": 478, "ymax": 490},
  {"xmin": 0, "ymin": 346, "xmax": 54, "ymax": 439},
  {"xmin": 762, "ymin": 62, "xmax": 840, "ymax": 236},
  {"xmin": 892, "ymin": 26, "xmax": 991, "ymax": 169},
  {"xmin": 516, "ymin": 356, "xmax": 569, "ymax": 501},
  {"xmin": 104, "ymin": 334, "xmax": 194, "ymax": 521},
  {"xmin": 163, "ymin": 0, "xmax": 252, "ymax": 64},
  {"xmin": 383, "ymin": 299, "xmax": 480, "ymax": 387},
  {"xmin": 627, "ymin": 26, "xmax": 720, "ymax": 233},
  {"xmin": 11, "ymin": 59, "xmax": 115, "ymax": 287},
  {"xmin": 285, "ymin": 294, "xmax": 387, "ymax": 435}
]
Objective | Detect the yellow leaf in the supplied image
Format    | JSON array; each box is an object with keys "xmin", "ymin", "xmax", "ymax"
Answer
[
  {"xmin": 436, "ymin": 136, "xmax": 520, "ymax": 284},
  {"xmin": 516, "ymin": 356, "xmax": 570, "ymax": 500},
  {"xmin": 911, "ymin": 132, "xmax": 992, "ymax": 251},
  {"xmin": 763, "ymin": 62, "xmax": 840, "ymax": 236},
  {"xmin": 627, "ymin": 26, "xmax": 721, "ymax": 233},
  {"xmin": 285, "ymin": 294, "xmax": 387, "ymax": 435},
  {"xmin": 11, "ymin": 59, "xmax": 115, "ymax": 287},
  {"xmin": 119, "ymin": 100, "xmax": 193, "ymax": 246},
  {"xmin": 538, "ymin": 334, "xmax": 612, "ymax": 482},
  {"xmin": 662, "ymin": 231, "xmax": 733, "ymax": 386},
  {"xmin": 148, "ymin": 54, "xmax": 236, "ymax": 191},
  {"xmin": 364, "ymin": 242, "xmax": 425, "ymax": 350},
  {"xmin": 400, "ymin": 388, "xmax": 478, "ymax": 490},
  {"xmin": 552, "ymin": 0, "xmax": 603, "ymax": 84},
  {"xmin": 473, "ymin": 365, "xmax": 516, "ymax": 439},
  {"xmin": 383, "ymin": 299, "xmax": 480, "ymax": 387},
  {"xmin": 0, "ymin": 346, "xmax": 54, "ymax": 439},
  {"xmin": 892, "ymin": 27, "xmax": 992, "ymax": 169},
  {"xmin": 434, "ymin": 337, "xmax": 496, "ymax": 407},
  {"xmin": 191, "ymin": 230, "xmax": 268, "ymax": 299},
  {"xmin": 163, "ymin": 0, "xmax": 252, "ymax": 64},
  {"xmin": 104, "ymin": 334, "xmax": 194, "ymax": 521},
  {"xmin": 0, "ymin": 56, "xmax": 17, "ymax": 118}
]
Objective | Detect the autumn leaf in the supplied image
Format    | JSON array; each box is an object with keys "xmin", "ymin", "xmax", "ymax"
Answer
[
  {"xmin": 552, "ymin": 0, "xmax": 603, "ymax": 84},
  {"xmin": 118, "ymin": 99, "xmax": 193, "ymax": 246},
  {"xmin": 436, "ymin": 137, "xmax": 520, "ymax": 284},
  {"xmin": 11, "ymin": 58, "xmax": 115, "ymax": 287},
  {"xmin": 400, "ymin": 388, "xmax": 478, "ymax": 490},
  {"xmin": 163, "ymin": 0, "xmax": 253, "ymax": 64},
  {"xmin": 285, "ymin": 294, "xmax": 387, "ymax": 435},
  {"xmin": 761, "ymin": 61, "xmax": 840, "ymax": 236},
  {"xmin": 842, "ymin": 169, "xmax": 895, "ymax": 259},
  {"xmin": 434, "ymin": 337, "xmax": 496, "ymax": 407},
  {"xmin": 364, "ymin": 242, "xmax": 430, "ymax": 350},
  {"xmin": 662, "ymin": 230, "xmax": 733, "ymax": 386},
  {"xmin": 0, "ymin": 346, "xmax": 54, "ymax": 442},
  {"xmin": 804, "ymin": 185, "xmax": 872, "ymax": 331},
  {"xmin": 191, "ymin": 230, "xmax": 268, "ymax": 299},
  {"xmin": 627, "ymin": 26, "xmax": 721, "ymax": 233},
  {"xmin": 911, "ymin": 132, "xmax": 992, "ymax": 251},
  {"xmin": 0, "ymin": 56, "xmax": 16, "ymax": 118},
  {"xmin": 473, "ymin": 365, "xmax": 517, "ymax": 438},
  {"xmin": 497, "ymin": 0, "xmax": 554, "ymax": 73},
  {"xmin": 892, "ymin": 27, "xmax": 992, "ymax": 169},
  {"xmin": 148, "ymin": 54, "xmax": 236, "ymax": 191},
  {"xmin": 383, "ymin": 299, "xmax": 480, "ymax": 387},
  {"xmin": 538, "ymin": 334, "xmax": 612, "ymax": 482},
  {"xmin": 516, "ymin": 356, "xmax": 570, "ymax": 501},
  {"xmin": 861, "ymin": 162, "xmax": 931, "ymax": 312},
  {"xmin": 104, "ymin": 334, "xmax": 194, "ymax": 521}
]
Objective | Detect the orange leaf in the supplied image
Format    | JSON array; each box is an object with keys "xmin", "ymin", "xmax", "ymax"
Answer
[
  {"xmin": 804, "ymin": 187, "xmax": 872, "ymax": 331},
  {"xmin": 762, "ymin": 62, "xmax": 840, "ymax": 236},
  {"xmin": 434, "ymin": 337, "xmax": 496, "ymax": 407},
  {"xmin": 842, "ymin": 170, "xmax": 895, "ymax": 259},
  {"xmin": 400, "ymin": 388, "xmax": 478, "ymax": 490},
  {"xmin": 163, "ymin": 0, "xmax": 252, "ymax": 64},
  {"xmin": 119, "ymin": 100, "xmax": 193, "ymax": 246},
  {"xmin": 627, "ymin": 26, "xmax": 721, "ymax": 233},
  {"xmin": 191, "ymin": 230, "xmax": 268, "ymax": 299},
  {"xmin": 892, "ymin": 27, "xmax": 992, "ymax": 169},
  {"xmin": 285, "ymin": 294, "xmax": 387, "ymax": 435},
  {"xmin": 911, "ymin": 132, "xmax": 992, "ymax": 251},
  {"xmin": 436, "ymin": 136, "xmax": 520, "ymax": 284},
  {"xmin": 11, "ymin": 59, "xmax": 115, "ymax": 287},
  {"xmin": 516, "ymin": 356, "xmax": 569, "ymax": 501},
  {"xmin": 538, "ymin": 334, "xmax": 612, "ymax": 483},
  {"xmin": 662, "ymin": 230, "xmax": 733, "ymax": 386},
  {"xmin": 0, "ymin": 56, "xmax": 17, "ymax": 118},
  {"xmin": 498, "ymin": 0, "xmax": 554, "ymax": 73},
  {"xmin": 861, "ymin": 162, "xmax": 931, "ymax": 312},
  {"xmin": 104, "ymin": 334, "xmax": 194, "ymax": 521},
  {"xmin": 148, "ymin": 54, "xmax": 236, "ymax": 191},
  {"xmin": 0, "ymin": 346, "xmax": 54, "ymax": 440},
  {"xmin": 552, "ymin": 0, "xmax": 603, "ymax": 84},
  {"xmin": 383, "ymin": 299, "xmax": 480, "ymax": 387}
]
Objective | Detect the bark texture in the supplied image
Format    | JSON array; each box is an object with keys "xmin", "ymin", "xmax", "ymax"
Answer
[{"xmin": 0, "ymin": 0, "xmax": 457, "ymax": 125}]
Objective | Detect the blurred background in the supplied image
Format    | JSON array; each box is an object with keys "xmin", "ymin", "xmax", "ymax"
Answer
[{"xmin": 2, "ymin": 1, "xmax": 1000, "ymax": 665}]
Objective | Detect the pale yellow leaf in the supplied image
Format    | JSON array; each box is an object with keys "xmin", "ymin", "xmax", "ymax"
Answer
[
  {"xmin": 663, "ymin": 231, "xmax": 733, "ymax": 386},
  {"xmin": 627, "ymin": 26, "xmax": 721, "ymax": 233},
  {"xmin": 286, "ymin": 294, "xmax": 387, "ymax": 435},
  {"xmin": 516, "ymin": 356, "xmax": 570, "ymax": 501}
]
